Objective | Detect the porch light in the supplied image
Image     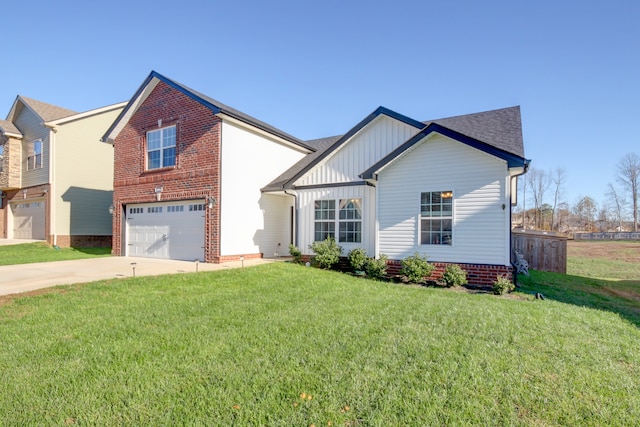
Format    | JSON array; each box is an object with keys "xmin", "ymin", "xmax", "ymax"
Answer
[
  {"xmin": 208, "ymin": 196, "xmax": 216, "ymax": 209},
  {"xmin": 108, "ymin": 205, "xmax": 115, "ymax": 215},
  {"xmin": 155, "ymin": 186, "xmax": 163, "ymax": 201},
  {"xmin": 22, "ymin": 189, "xmax": 27, "ymax": 199}
]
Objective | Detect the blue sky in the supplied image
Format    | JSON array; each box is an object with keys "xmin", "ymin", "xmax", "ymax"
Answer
[{"xmin": 3, "ymin": 0, "xmax": 639, "ymax": 208}]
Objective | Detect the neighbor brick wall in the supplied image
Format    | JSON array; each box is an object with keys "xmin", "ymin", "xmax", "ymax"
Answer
[{"xmin": 112, "ymin": 81, "xmax": 222, "ymax": 262}]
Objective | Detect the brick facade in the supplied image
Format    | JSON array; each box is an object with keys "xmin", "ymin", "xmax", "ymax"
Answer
[
  {"xmin": 112, "ymin": 81, "xmax": 222, "ymax": 262},
  {"xmin": 386, "ymin": 260, "xmax": 513, "ymax": 288}
]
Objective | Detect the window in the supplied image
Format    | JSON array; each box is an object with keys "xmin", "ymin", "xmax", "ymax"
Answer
[
  {"xmin": 147, "ymin": 206, "xmax": 163, "ymax": 213},
  {"xmin": 27, "ymin": 140, "xmax": 43, "ymax": 170},
  {"xmin": 420, "ymin": 191, "xmax": 453, "ymax": 245},
  {"xmin": 147, "ymin": 126, "xmax": 176, "ymax": 169},
  {"xmin": 189, "ymin": 203, "xmax": 205, "ymax": 211},
  {"xmin": 129, "ymin": 207, "xmax": 143, "ymax": 214},
  {"xmin": 167, "ymin": 205, "xmax": 184, "ymax": 213},
  {"xmin": 314, "ymin": 198, "xmax": 362, "ymax": 243},
  {"xmin": 339, "ymin": 199, "xmax": 362, "ymax": 243},
  {"xmin": 314, "ymin": 200, "xmax": 335, "ymax": 241},
  {"xmin": 0, "ymin": 144, "xmax": 4, "ymax": 173}
]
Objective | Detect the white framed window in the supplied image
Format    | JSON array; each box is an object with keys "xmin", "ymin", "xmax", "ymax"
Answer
[
  {"xmin": 147, "ymin": 206, "xmax": 163, "ymax": 213},
  {"xmin": 314, "ymin": 198, "xmax": 363, "ymax": 243},
  {"xmin": 167, "ymin": 205, "xmax": 184, "ymax": 213},
  {"xmin": 147, "ymin": 126, "xmax": 176, "ymax": 170},
  {"xmin": 27, "ymin": 140, "xmax": 43, "ymax": 170},
  {"xmin": 129, "ymin": 207, "xmax": 143, "ymax": 214},
  {"xmin": 314, "ymin": 200, "xmax": 335, "ymax": 241},
  {"xmin": 189, "ymin": 203, "xmax": 205, "ymax": 211},
  {"xmin": 420, "ymin": 191, "xmax": 453, "ymax": 245},
  {"xmin": 339, "ymin": 199, "xmax": 362, "ymax": 243}
]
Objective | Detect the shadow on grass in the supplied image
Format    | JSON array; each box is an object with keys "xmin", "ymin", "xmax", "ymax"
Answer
[
  {"xmin": 517, "ymin": 270, "xmax": 640, "ymax": 328},
  {"xmin": 70, "ymin": 247, "xmax": 112, "ymax": 256}
]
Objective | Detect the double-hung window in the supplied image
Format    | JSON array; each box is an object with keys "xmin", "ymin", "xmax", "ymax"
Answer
[
  {"xmin": 147, "ymin": 126, "xmax": 176, "ymax": 170},
  {"xmin": 27, "ymin": 140, "xmax": 43, "ymax": 170},
  {"xmin": 420, "ymin": 191, "xmax": 453, "ymax": 245},
  {"xmin": 314, "ymin": 198, "xmax": 362, "ymax": 243},
  {"xmin": 314, "ymin": 200, "xmax": 335, "ymax": 241},
  {"xmin": 0, "ymin": 144, "xmax": 4, "ymax": 173}
]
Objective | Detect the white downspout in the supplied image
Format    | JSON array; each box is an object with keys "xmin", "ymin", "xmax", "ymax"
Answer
[{"xmin": 48, "ymin": 126, "xmax": 57, "ymax": 246}]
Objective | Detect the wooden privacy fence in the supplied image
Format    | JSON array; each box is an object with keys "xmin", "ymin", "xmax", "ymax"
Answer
[{"xmin": 511, "ymin": 230, "xmax": 567, "ymax": 274}]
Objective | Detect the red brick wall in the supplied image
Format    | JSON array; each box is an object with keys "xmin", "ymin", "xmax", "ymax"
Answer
[
  {"xmin": 112, "ymin": 81, "xmax": 222, "ymax": 262},
  {"xmin": 387, "ymin": 260, "xmax": 513, "ymax": 288}
]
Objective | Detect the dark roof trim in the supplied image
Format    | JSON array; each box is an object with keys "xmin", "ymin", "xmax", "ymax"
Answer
[
  {"xmin": 102, "ymin": 71, "xmax": 314, "ymax": 151},
  {"xmin": 361, "ymin": 122, "xmax": 530, "ymax": 180},
  {"xmin": 290, "ymin": 181, "xmax": 374, "ymax": 191},
  {"xmin": 278, "ymin": 106, "xmax": 424, "ymax": 188}
]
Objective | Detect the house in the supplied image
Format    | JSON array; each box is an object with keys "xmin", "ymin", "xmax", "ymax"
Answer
[
  {"xmin": 102, "ymin": 71, "xmax": 314, "ymax": 262},
  {"xmin": 263, "ymin": 106, "xmax": 530, "ymax": 285},
  {"xmin": 104, "ymin": 71, "xmax": 529, "ymax": 286},
  {"xmin": 0, "ymin": 96, "xmax": 125, "ymax": 246}
]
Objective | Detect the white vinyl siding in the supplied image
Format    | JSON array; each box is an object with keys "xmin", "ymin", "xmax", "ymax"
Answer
[
  {"xmin": 377, "ymin": 133, "xmax": 510, "ymax": 265},
  {"xmin": 220, "ymin": 120, "xmax": 306, "ymax": 258},
  {"xmin": 297, "ymin": 115, "xmax": 419, "ymax": 186},
  {"xmin": 296, "ymin": 185, "xmax": 375, "ymax": 256}
]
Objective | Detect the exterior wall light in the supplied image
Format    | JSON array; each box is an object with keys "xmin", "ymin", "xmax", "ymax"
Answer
[
  {"xmin": 155, "ymin": 186, "xmax": 163, "ymax": 201},
  {"xmin": 208, "ymin": 196, "xmax": 216, "ymax": 209},
  {"xmin": 108, "ymin": 205, "xmax": 115, "ymax": 215}
]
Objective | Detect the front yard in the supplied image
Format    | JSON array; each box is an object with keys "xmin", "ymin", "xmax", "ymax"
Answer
[
  {"xmin": 1, "ymin": 261, "xmax": 639, "ymax": 425},
  {"xmin": 0, "ymin": 242, "xmax": 111, "ymax": 266}
]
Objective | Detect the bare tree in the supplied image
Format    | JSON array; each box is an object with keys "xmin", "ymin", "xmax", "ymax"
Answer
[
  {"xmin": 528, "ymin": 168, "xmax": 551, "ymax": 229},
  {"xmin": 616, "ymin": 153, "xmax": 640, "ymax": 231},
  {"xmin": 550, "ymin": 168, "xmax": 566, "ymax": 231},
  {"xmin": 573, "ymin": 196, "xmax": 598, "ymax": 231},
  {"xmin": 606, "ymin": 182, "xmax": 627, "ymax": 231}
]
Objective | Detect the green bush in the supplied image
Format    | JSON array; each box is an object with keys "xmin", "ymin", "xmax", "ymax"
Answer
[
  {"xmin": 310, "ymin": 237, "xmax": 342, "ymax": 269},
  {"xmin": 441, "ymin": 264, "xmax": 468, "ymax": 287},
  {"xmin": 365, "ymin": 254, "xmax": 388, "ymax": 280},
  {"xmin": 400, "ymin": 252, "xmax": 434, "ymax": 283},
  {"xmin": 493, "ymin": 275, "xmax": 515, "ymax": 295},
  {"xmin": 348, "ymin": 248, "xmax": 368, "ymax": 272},
  {"xmin": 288, "ymin": 244, "xmax": 303, "ymax": 264}
]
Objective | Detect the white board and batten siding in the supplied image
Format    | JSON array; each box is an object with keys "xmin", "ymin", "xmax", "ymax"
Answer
[
  {"xmin": 296, "ymin": 185, "xmax": 376, "ymax": 256},
  {"xmin": 220, "ymin": 120, "xmax": 307, "ymax": 258},
  {"xmin": 377, "ymin": 134, "xmax": 512, "ymax": 266},
  {"xmin": 297, "ymin": 115, "xmax": 420, "ymax": 186}
]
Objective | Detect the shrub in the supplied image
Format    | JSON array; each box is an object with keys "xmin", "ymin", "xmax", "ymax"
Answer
[
  {"xmin": 400, "ymin": 252, "xmax": 434, "ymax": 283},
  {"xmin": 288, "ymin": 244, "xmax": 303, "ymax": 264},
  {"xmin": 493, "ymin": 275, "xmax": 515, "ymax": 295},
  {"xmin": 441, "ymin": 264, "xmax": 468, "ymax": 287},
  {"xmin": 348, "ymin": 248, "xmax": 368, "ymax": 272},
  {"xmin": 365, "ymin": 254, "xmax": 388, "ymax": 280},
  {"xmin": 310, "ymin": 238, "xmax": 342, "ymax": 269}
]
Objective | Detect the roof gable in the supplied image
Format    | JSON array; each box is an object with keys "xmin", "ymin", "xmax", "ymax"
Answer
[
  {"xmin": 262, "ymin": 106, "xmax": 424, "ymax": 191},
  {"xmin": 0, "ymin": 119, "xmax": 22, "ymax": 138},
  {"xmin": 7, "ymin": 96, "xmax": 77, "ymax": 123},
  {"xmin": 102, "ymin": 71, "xmax": 313, "ymax": 151},
  {"xmin": 360, "ymin": 122, "xmax": 530, "ymax": 180}
]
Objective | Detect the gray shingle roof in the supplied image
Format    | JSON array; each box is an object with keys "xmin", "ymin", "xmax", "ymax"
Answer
[
  {"xmin": 262, "ymin": 106, "xmax": 526, "ymax": 192},
  {"xmin": 425, "ymin": 106, "xmax": 524, "ymax": 158},
  {"xmin": 0, "ymin": 119, "xmax": 22, "ymax": 137},
  {"xmin": 19, "ymin": 96, "xmax": 77, "ymax": 122}
]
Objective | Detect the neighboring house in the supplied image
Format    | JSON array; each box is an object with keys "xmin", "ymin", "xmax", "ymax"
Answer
[
  {"xmin": 0, "ymin": 96, "xmax": 125, "ymax": 246},
  {"xmin": 102, "ymin": 71, "xmax": 314, "ymax": 262},
  {"xmin": 103, "ymin": 71, "xmax": 529, "ymax": 285},
  {"xmin": 263, "ymin": 106, "xmax": 530, "ymax": 285}
]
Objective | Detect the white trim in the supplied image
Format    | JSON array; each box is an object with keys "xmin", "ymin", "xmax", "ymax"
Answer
[
  {"xmin": 103, "ymin": 79, "xmax": 160, "ymax": 143},
  {"xmin": 44, "ymin": 101, "xmax": 128, "ymax": 128}
]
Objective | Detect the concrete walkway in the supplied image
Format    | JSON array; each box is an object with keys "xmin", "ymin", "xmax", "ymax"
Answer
[{"xmin": 0, "ymin": 255, "xmax": 274, "ymax": 296}]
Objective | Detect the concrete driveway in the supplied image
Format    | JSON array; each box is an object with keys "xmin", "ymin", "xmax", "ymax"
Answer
[{"xmin": 0, "ymin": 255, "xmax": 273, "ymax": 296}]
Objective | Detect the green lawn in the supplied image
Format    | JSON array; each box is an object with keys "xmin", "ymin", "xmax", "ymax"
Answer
[
  {"xmin": 0, "ymin": 242, "xmax": 111, "ymax": 266},
  {"xmin": 1, "ymin": 263, "xmax": 639, "ymax": 425}
]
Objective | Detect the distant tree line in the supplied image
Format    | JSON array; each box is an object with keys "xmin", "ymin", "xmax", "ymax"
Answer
[{"xmin": 514, "ymin": 153, "xmax": 640, "ymax": 233}]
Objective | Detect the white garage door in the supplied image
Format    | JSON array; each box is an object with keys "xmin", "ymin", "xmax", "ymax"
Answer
[
  {"xmin": 125, "ymin": 200, "xmax": 206, "ymax": 261},
  {"xmin": 11, "ymin": 200, "xmax": 45, "ymax": 240}
]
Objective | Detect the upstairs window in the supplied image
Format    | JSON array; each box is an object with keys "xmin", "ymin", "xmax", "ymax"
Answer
[
  {"xmin": 27, "ymin": 140, "xmax": 43, "ymax": 170},
  {"xmin": 0, "ymin": 144, "xmax": 4, "ymax": 173},
  {"xmin": 147, "ymin": 126, "xmax": 176, "ymax": 170},
  {"xmin": 420, "ymin": 191, "xmax": 453, "ymax": 245}
]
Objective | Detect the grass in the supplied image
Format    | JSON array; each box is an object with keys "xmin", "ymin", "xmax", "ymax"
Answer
[
  {"xmin": 1, "ymin": 262, "xmax": 639, "ymax": 425},
  {"xmin": 518, "ymin": 241, "xmax": 640, "ymax": 327},
  {"xmin": 0, "ymin": 242, "xmax": 111, "ymax": 266}
]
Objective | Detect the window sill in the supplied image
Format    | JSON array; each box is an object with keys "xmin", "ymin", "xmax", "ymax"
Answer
[{"xmin": 142, "ymin": 166, "xmax": 177, "ymax": 175}]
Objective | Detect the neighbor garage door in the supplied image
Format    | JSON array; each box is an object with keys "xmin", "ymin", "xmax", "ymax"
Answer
[
  {"xmin": 125, "ymin": 200, "xmax": 206, "ymax": 261},
  {"xmin": 10, "ymin": 200, "xmax": 45, "ymax": 240}
]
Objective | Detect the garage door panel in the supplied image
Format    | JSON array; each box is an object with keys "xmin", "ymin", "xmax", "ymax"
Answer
[
  {"xmin": 10, "ymin": 201, "xmax": 45, "ymax": 240},
  {"xmin": 126, "ymin": 201, "xmax": 205, "ymax": 261}
]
